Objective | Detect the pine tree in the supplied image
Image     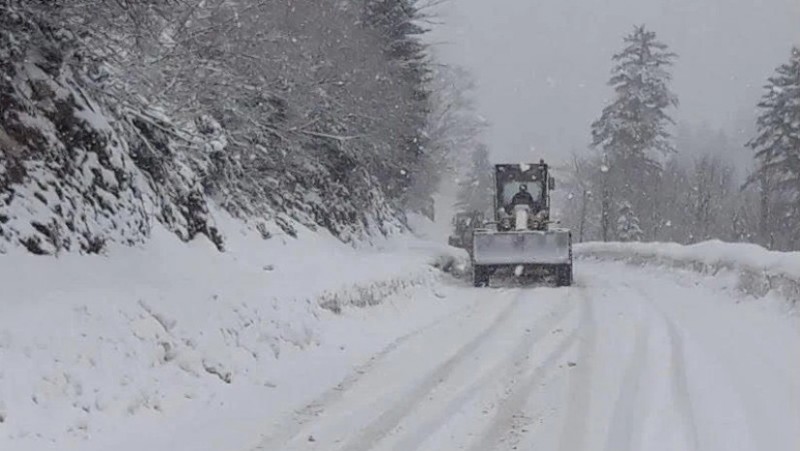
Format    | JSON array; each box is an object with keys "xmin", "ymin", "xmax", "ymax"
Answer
[
  {"xmin": 617, "ymin": 201, "xmax": 644, "ymax": 242},
  {"xmin": 748, "ymin": 47, "xmax": 800, "ymax": 250},
  {"xmin": 362, "ymin": 0, "xmax": 431, "ymax": 200},
  {"xmin": 456, "ymin": 145, "xmax": 494, "ymax": 214},
  {"xmin": 591, "ymin": 25, "xmax": 678, "ymax": 239}
]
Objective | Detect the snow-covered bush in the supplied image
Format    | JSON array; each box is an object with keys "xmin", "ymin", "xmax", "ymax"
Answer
[{"xmin": 616, "ymin": 201, "xmax": 643, "ymax": 242}]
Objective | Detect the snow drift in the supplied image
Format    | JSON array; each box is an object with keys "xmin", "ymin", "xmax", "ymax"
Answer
[
  {"xmin": 0, "ymin": 211, "xmax": 467, "ymax": 451},
  {"xmin": 576, "ymin": 241, "xmax": 800, "ymax": 308}
]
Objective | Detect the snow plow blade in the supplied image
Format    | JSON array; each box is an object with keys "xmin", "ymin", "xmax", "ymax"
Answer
[{"xmin": 472, "ymin": 229, "xmax": 572, "ymax": 266}]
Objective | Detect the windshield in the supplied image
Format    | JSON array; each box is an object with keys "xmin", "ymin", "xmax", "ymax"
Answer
[{"xmin": 501, "ymin": 181, "xmax": 543, "ymax": 206}]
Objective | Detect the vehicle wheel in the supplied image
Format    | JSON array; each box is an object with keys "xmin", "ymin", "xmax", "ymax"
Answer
[
  {"xmin": 555, "ymin": 264, "xmax": 573, "ymax": 287},
  {"xmin": 473, "ymin": 265, "xmax": 490, "ymax": 287}
]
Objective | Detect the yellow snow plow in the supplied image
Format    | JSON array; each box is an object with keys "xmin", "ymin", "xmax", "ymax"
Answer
[{"xmin": 471, "ymin": 162, "xmax": 573, "ymax": 287}]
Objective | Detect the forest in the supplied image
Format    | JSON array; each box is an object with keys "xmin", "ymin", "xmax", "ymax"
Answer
[
  {"xmin": 458, "ymin": 27, "xmax": 800, "ymax": 251},
  {"xmin": 1, "ymin": 1, "xmax": 798, "ymax": 253},
  {"xmin": 0, "ymin": 0, "xmax": 483, "ymax": 254}
]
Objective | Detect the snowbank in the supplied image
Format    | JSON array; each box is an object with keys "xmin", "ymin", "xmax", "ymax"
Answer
[
  {"xmin": 576, "ymin": 241, "xmax": 800, "ymax": 306},
  {"xmin": 0, "ymin": 212, "xmax": 467, "ymax": 451}
]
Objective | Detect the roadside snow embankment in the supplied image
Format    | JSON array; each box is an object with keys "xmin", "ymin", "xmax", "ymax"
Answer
[
  {"xmin": 0, "ymin": 214, "xmax": 467, "ymax": 451},
  {"xmin": 576, "ymin": 241, "xmax": 800, "ymax": 308}
]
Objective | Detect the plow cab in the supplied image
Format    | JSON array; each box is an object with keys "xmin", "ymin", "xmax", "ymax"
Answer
[{"xmin": 472, "ymin": 162, "xmax": 573, "ymax": 287}]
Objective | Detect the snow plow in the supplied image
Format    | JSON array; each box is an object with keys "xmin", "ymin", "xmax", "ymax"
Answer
[
  {"xmin": 472, "ymin": 162, "xmax": 573, "ymax": 287},
  {"xmin": 448, "ymin": 210, "xmax": 485, "ymax": 257}
]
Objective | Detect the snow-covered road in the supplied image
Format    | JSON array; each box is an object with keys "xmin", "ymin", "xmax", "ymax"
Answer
[{"xmin": 255, "ymin": 260, "xmax": 800, "ymax": 451}]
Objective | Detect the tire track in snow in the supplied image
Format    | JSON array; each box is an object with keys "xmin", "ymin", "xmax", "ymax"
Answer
[
  {"xmin": 556, "ymin": 288, "xmax": 596, "ymax": 451},
  {"xmin": 630, "ymin": 284, "xmax": 701, "ymax": 451},
  {"xmin": 465, "ymin": 325, "xmax": 580, "ymax": 451},
  {"xmin": 254, "ymin": 290, "xmax": 493, "ymax": 450},
  {"xmin": 663, "ymin": 317, "xmax": 700, "ymax": 451},
  {"xmin": 388, "ymin": 290, "xmax": 580, "ymax": 451},
  {"xmin": 613, "ymin": 283, "xmax": 700, "ymax": 451},
  {"xmin": 602, "ymin": 313, "xmax": 650, "ymax": 451},
  {"xmin": 334, "ymin": 290, "xmax": 533, "ymax": 451},
  {"xmin": 633, "ymin": 278, "xmax": 776, "ymax": 451}
]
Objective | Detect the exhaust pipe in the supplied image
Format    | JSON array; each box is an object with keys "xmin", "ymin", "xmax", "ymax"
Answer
[{"xmin": 514, "ymin": 205, "xmax": 530, "ymax": 231}]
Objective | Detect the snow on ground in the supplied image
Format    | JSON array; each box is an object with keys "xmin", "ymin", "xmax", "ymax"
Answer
[
  {"xmin": 2, "ymin": 231, "xmax": 799, "ymax": 451},
  {"xmin": 576, "ymin": 240, "xmax": 800, "ymax": 280},
  {"xmin": 251, "ymin": 260, "xmax": 800, "ymax": 451},
  {"xmin": 0, "ymin": 213, "xmax": 468, "ymax": 451},
  {"xmin": 576, "ymin": 241, "xmax": 800, "ymax": 313}
]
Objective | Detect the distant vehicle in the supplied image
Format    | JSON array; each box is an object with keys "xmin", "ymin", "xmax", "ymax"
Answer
[
  {"xmin": 448, "ymin": 211, "xmax": 485, "ymax": 255},
  {"xmin": 471, "ymin": 161, "xmax": 573, "ymax": 287}
]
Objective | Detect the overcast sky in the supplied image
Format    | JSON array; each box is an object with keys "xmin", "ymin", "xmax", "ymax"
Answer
[{"xmin": 427, "ymin": 0, "xmax": 800, "ymax": 164}]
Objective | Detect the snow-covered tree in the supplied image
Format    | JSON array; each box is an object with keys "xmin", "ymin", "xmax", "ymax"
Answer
[
  {"xmin": 559, "ymin": 154, "xmax": 603, "ymax": 243},
  {"xmin": 591, "ymin": 25, "xmax": 678, "ymax": 240},
  {"xmin": 456, "ymin": 145, "xmax": 494, "ymax": 213},
  {"xmin": 616, "ymin": 201, "xmax": 644, "ymax": 242},
  {"xmin": 425, "ymin": 66, "xmax": 487, "ymax": 176},
  {"xmin": 748, "ymin": 47, "xmax": 800, "ymax": 250},
  {"xmin": 0, "ymin": 0, "xmax": 440, "ymax": 253},
  {"xmin": 422, "ymin": 64, "xmax": 489, "ymax": 217},
  {"xmin": 687, "ymin": 155, "xmax": 735, "ymax": 242}
]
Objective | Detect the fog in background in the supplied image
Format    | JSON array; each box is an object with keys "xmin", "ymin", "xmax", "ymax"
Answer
[{"xmin": 427, "ymin": 0, "xmax": 800, "ymax": 166}]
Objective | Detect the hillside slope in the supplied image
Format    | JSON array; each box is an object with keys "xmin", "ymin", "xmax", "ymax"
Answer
[{"xmin": 0, "ymin": 0, "xmax": 438, "ymax": 254}]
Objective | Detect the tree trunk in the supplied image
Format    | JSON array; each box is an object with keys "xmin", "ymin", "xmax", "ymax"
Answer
[
  {"xmin": 601, "ymin": 186, "xmax": 611, "ymax": 242},
  {"xmin": 759, "ymin": 172, "xmax": 771, "ymax": 249},
  {"xmin": 578, "ymin": 189, "xmax": 588, "ymax": 243}
]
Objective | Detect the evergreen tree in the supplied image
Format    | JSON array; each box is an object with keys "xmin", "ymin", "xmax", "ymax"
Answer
[
  {"xmin": 591, "ymin": 25, "xmax": 678, "ymax": 240},
  {"xmin": 748, "ymin": 47, "xmax": 800, "ymax": 250},
  {"xmin": 362, "ymin": 0, "xmax": 431, "ymax": 200},
  {"xmin": 456, "ymin": 145, "xmax": 494, "ymax": 214},
  {"xmin": 617, "ymin": 201, "xmax": 644, "ymax": 242}
]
